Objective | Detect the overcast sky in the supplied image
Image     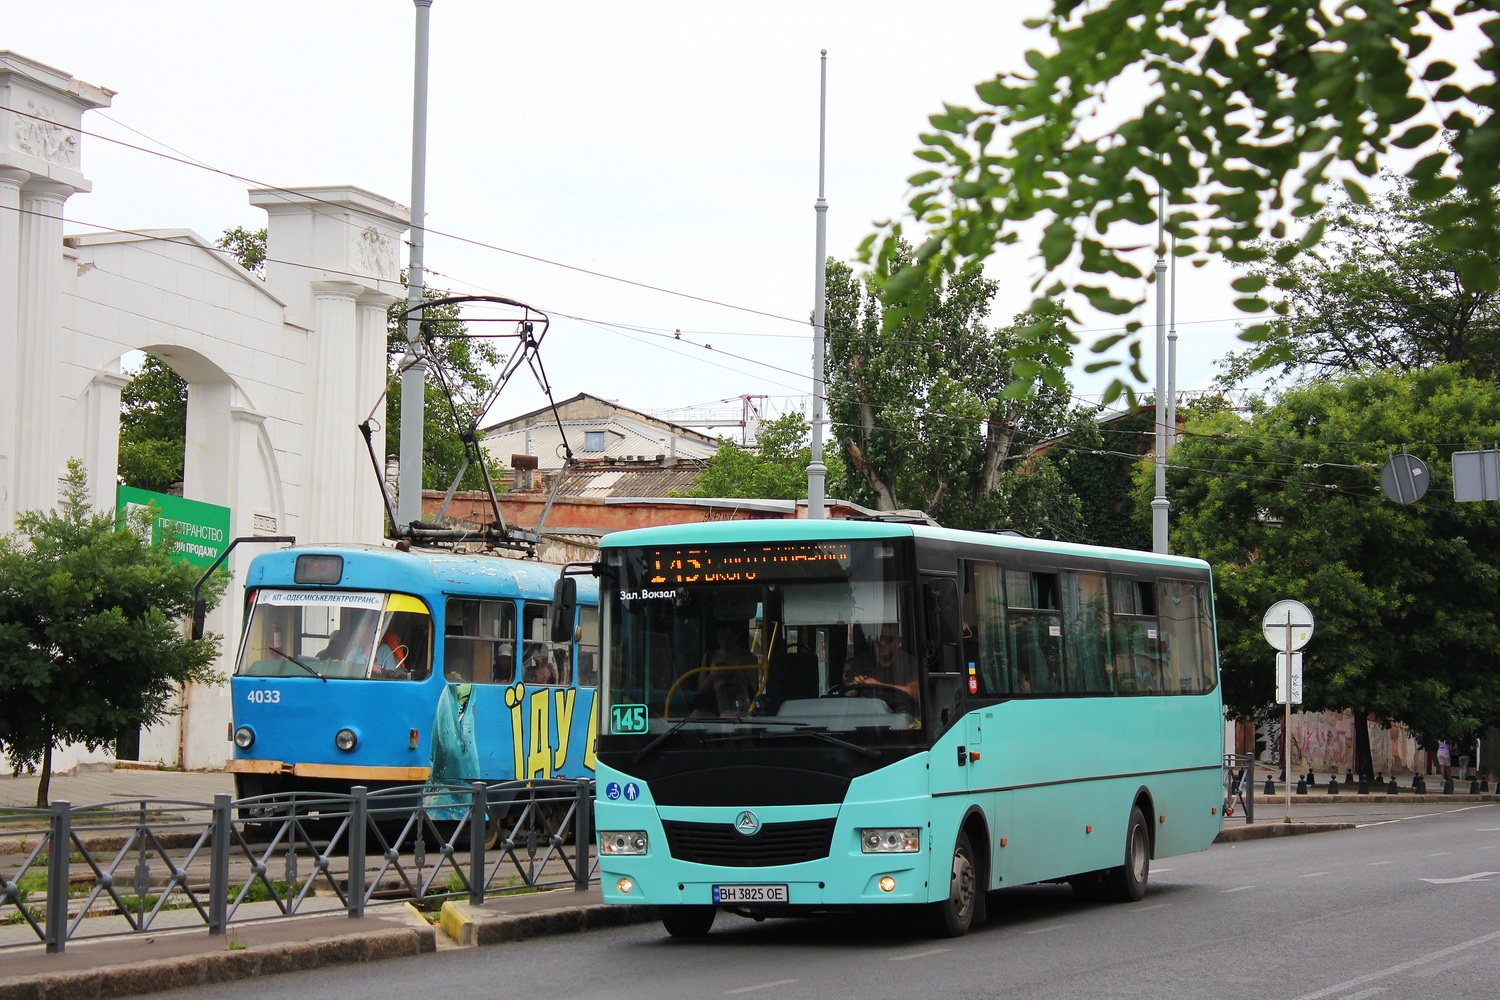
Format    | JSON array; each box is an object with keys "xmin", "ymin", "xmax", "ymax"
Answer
[{"xmin": 11, "ymin": 1, "xmax": 1255, "ymax": 435}]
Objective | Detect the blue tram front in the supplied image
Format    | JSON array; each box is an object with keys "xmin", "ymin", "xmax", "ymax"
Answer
[{"xmin": 228, "ymin": 544, "xmax": 599, "ymax": 800}]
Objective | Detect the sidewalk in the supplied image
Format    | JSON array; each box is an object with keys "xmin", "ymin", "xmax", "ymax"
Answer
[{"xmin": 0, "ymin": 766, "xmax": 1492, "ymax": 999}]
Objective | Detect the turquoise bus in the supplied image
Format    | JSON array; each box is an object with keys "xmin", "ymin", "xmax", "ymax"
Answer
[{"xmin": 584, "ymin": 519, "xmax": 1223, "ymax": 937}]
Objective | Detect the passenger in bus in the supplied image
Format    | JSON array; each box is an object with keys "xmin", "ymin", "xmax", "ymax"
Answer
[
  {"xmin": 690, "ymin": 620, "xmax": 760, "ymax": 716},
  {"xmin": 844, "ymin": 623, "xmax": 918, "ymax": 699}
]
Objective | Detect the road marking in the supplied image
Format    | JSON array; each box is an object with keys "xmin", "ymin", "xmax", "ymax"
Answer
[
  {"xmin": 890, "ymin": 948, "xmax": 951, "ymax": 962},
  {"xmin": 1418, "ymin": 871, "xmax": 1498, "ymax": 884},
  {"xmin": 1299, "ymin": 871, "xmax": 1329, "ymax": 878},
  {"xmin": 727, "ymin": 981, "xmax": 801, "ymax": 994},
  {"xmin": 1358, "ymin": 804, "xmax": 1500, "ymax": 828},
  {"xmin": 1289, "ymin": 926, "xmax": 1500, "ymax": 1000},
  {"xmin": 1366, "ymin": 860, "xmax": 1394, "ymax": 866},
  {"xmin": 1411, "ymin": 952, "xmax": 1483, "ymax": 978},
  {"xmin": 1477, "ymin": 827, "xmax": 1500, "ymax": 832},
  {"xmin": 1128, "ymin": 903, "xmax": 1170, "ymax": 912},
  {"xmin": 1427, "ymin": 852, "xmax": 1451, "ymax": 856},
  {"xmin": 1022, "ymin": 923, "xmax": 1074, "ymax": 935},
  {"xmin": 1221, "ymin": 885, "xmax": 1256, "ymax": 893},
  {"xmin": 1153, "ymin": 867, "xmax": 1171, "ymax": 873}
]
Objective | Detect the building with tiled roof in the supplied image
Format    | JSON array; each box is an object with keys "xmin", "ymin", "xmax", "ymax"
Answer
[{"xmin": 479, "ymin": 392, "xmax": 717, "ymax": 472}]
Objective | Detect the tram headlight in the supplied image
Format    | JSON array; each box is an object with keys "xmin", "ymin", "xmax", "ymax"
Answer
[
  {"xmin": 599, "ymin": 831, "xmax": 649, "ymax": 855},
  {"xmin": 334, "ymin": 728, "xmax": 358, "ymax": 752},
  {"xmin": 860, "ymin": 828, "xmax": 920, "ymax": 853},
  {"xmin": 233, "ymin": 726, "xmax": 255, "ymax": 750}
]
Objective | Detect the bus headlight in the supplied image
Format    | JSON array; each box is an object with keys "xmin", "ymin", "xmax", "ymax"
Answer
[
  {"xmin": 233, "ymin": 727, "xmax": 255, "ymax": 749},
  {"xmin": 599, "ymin": 831, "xmax": 649, "ymax": 855},
  {"xmin": 860, "ymin": 828, "xmax": 920, "ymax": 853},
  {"xmin": 334, "ymin": 728, "xmax": 358, "ymax": 751}
]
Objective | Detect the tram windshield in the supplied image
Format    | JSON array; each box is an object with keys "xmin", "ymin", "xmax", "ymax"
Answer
[
  {"xmin": 604, "ymin": 539, "xmax": 923, "ymax": 747},
  {"xmin": 236, "ymin": 589, "xmax": 433, "ymax": 681}
]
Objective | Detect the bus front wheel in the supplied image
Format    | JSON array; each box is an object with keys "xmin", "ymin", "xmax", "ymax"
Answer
[
  {"xmin": 1103, "ymin": 806, "xmax": 1150, "ymax": 902},
  {"xmin": 928, "ymin": 830, "xmax": 978, "ymax": 937},
  {"xmin": 661, "ymin": 904, "xmax": 716, "ymax": 938}
]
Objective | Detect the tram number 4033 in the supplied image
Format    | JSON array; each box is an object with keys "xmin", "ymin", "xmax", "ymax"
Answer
[
  {"xmin": 610, "ymin": 704, "xmax": 648, "ymax": 735},
  {"xmin": 245, "ymin": 689, "xmax": 282, "ymax": 704}
]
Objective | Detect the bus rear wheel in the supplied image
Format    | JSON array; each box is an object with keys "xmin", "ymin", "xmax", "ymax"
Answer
[
  {"xmin": 1103, "ymin": 806, "xmax": 1150, "ymax": 902},
  {"xmin": 661, "ymin": 904, "xmax": 716, "ymax": 938},
  {"xmin": 928, "ymin": 830, "xmax": 978, "ymax": 937}
]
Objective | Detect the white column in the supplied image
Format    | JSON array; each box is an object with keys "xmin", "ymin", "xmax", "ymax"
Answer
[
  {"xmin": 305, "ymin": 282, "xmax": 362, "ymax": 543},
  {"xmin": 0, "ymin": 167, "xmax": 27, "ymax": 527},
  {"xmin": 81, "ymin": 369, "xmax": 130, "ymax": 507},
  {"xmin": 183, "ymin": 378, "xmax": 235, "ymax": 508},
  {"xmin": 355, "ymin": 294, "xmax": 392, "ymax": 540},
  {"xmin": 13, "ymin": 178, "xmax": 71, "ymax": 514}
]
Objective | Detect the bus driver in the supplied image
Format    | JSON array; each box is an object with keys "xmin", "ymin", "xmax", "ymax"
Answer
[{"xmin": 844, "ymin": 622, "xmax": 918, "ymax": 700}]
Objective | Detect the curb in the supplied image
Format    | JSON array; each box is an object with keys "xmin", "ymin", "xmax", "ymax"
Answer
[
  {"xmin": 1214, "ymin": 822, "xmax": 1355, "ymax": 843},
  {"xmin": 0, "ymin": 926, "xmax": 436, "ymax": 1000},
  {"xmin": 440, "ymin": 900, "xmax": 657, "ymax": 946}
]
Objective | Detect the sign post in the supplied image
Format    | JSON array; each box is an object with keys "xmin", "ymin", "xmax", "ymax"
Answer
[{"xmin": 1262, "ymin": 600, "xmax": 1314, "ymax": 820}]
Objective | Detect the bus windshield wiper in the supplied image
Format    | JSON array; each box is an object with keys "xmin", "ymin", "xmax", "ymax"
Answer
[
  {"xmin": 702, "ymin": 720, "xmax": 881, "ymax": 759},
  {"xmin": 632, "ymin": 715, "xmax": 741, "ymax": 763},
  {"xmin": 268, "ymin": 646, "xmax": 327, "ymax": 681}
]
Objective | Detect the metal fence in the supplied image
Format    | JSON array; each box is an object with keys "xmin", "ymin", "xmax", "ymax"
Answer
[{"xmin": 0, "ymin": 778, "xmax": 595, "ymax": 954}]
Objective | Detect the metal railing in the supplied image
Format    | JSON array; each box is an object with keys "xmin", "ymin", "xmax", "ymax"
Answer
[
  {"xmin": 0, "ymin": 778, "xmax": 595, "ymax": 954},
  {"xmin": 1222, "ymin": 753, "xmax": 1255, "ymax": 824}
]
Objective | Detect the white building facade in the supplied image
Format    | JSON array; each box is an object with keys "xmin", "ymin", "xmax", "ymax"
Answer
[{"xmin": 1, "ymin": 52, "xmax": 403, "ymax": 770}]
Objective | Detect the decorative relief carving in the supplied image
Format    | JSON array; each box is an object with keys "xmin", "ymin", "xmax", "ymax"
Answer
[
  {"xmin": 13, "ymin": 101, "xmax": 77, "ymax": 166},
  {"xmin": 354, "ymin": 226, "xmax": 398, "ymax": 279}
]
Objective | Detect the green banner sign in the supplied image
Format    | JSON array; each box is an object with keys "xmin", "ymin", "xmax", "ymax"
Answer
[{"xmin": 116, "ymin": 486, "xmax": 231, "ymax": 569}]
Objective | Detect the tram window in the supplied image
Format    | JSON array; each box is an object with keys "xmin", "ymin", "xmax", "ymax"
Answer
[
  {"xmin": 522, "ymin": 602, "xmax": 568, "ymax": 685},
  {"xmin": 444, "ymin": 599, "xmax": 516, "ymax": 684},
  {"xmin": 577, "ymin": 606, "xmax": 600, "ymax": 686}
]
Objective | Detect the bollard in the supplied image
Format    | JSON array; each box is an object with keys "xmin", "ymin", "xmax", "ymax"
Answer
[
  {"xmin": 1327, "ymin": 775, "xmax": 1340, "ymax": 794},
  {"xmin": 1412, "ymin": 772, "xmax": 1422, "ymax": 789},
  {"xmin": 1264, "ymin": 776, "xmax": 1276, "ymax": 796},
  {"xmin": 1375, "ymin": 771, "xmax": 1383, "ymax": 783},
  {"xmin": 1387, "ymin": 778, "xmax": 1398, "ymax": 794},
  {"xmin": 1482, "ymin": 778, "xmax": 1491, "ymax": 793},
  {"xmin": 1415, "ymin": 775, "xmax": 1427, "ymax": 794},
  {"xmin": 1443, "ymin": 776, "xmax": 1454, "ymax": 795},
  {"xmin": 1306, "ymin": 769, "xmax": 1315, "ymax": 787},
  {"xmin": 1296, "ymin": 777, "xmax": 1307, "ymax": 795},
  {"xmin": 1358, "ymin": 776, "xmax": 1369, "ymax": 795},
  {"xmin": 1470, "ymin": 780, "xmax": 1480, "ymax": 795}
]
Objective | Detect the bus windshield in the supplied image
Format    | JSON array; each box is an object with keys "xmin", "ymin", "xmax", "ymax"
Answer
[
  {"xmin": 605, "ymin": 539, "xmax": 923, "ymax": 746},
  {"xmin": 236, "ymin": 588, "xmax": 433, "ymax": 681}
]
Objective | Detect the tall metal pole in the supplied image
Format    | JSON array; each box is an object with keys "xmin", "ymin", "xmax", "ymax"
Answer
[
  {"xmin": 1151, "ymin": 189, "xmax": 1170, "ymax": 554},
  {"xmin": 398, "ymin": 0, "xmax": 433, "ymax": 528},
  {"xmin": 806, "ymin": 50, "xmax": 830, "ymax": 520},
  {"xmin": 1167, "ymin": 232, "xmax": 1178, "ymax": 450}
]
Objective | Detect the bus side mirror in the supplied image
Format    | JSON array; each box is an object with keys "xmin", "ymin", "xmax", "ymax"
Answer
[
  {"xmin": 191, "ymin": 596, "xmax": 208, "ymax": 642},
  {"xmin": 550, "ymin": 576, "xmax": 577, "ymax": 643}
]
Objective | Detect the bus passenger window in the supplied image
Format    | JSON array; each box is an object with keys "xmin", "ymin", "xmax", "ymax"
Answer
[
  {"xmin": 1007, "ymin": 570, "xmax": 1062, "ymax": 694},
  {"xmin": 1111, "ymin": 578, "xmax": 1160, "ymax": 693}
]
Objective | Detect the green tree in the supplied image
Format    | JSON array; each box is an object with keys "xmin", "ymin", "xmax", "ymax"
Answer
[
  {"xmin": 825, "ymin": 250, "xmax": 1081, "ymax": 534},
  {"xmin": 0, "ymin": 461, "xmax": 222, "ymax": 805},
  {"xmin": 1160, "ymin": 367, "xmax": 1500, "ymax": 778},
  {"xmin": 117, "ymin": 355, "xmax": 187, "ymax": 492},
  {"xmin": 866, "ymin": 1, "xmax": 1500, "ymax": 402},
  {"xmin": 1220, "ymin": 180, "xmax": 1500, "ymax": 387},
  {"xmin": 684, "ymin": 412, "xmax": 843, "ymax": 501}
]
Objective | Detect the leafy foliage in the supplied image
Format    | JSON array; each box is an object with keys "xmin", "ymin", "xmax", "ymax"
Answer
[
  {"xmin": 825, "ymin": 249, "xmax": 1082, "ymax": 534},
  {"xmin": 117, "ymin": 356, "xmax": 187, "ymax": 492},
  {"xmin": 0, "ymin": 462, "xmax": 222, "ymax": 805},
  {"xmin": 1220, "ymin": 179, "xmax": 1500, "ymax": 387},
  {"xmin": 867, "ymin": 1, "xmax": 1500, "ymax": 403},
  {"xmin": 684, "ymin": 413, "xmax": 840, "ymax": 501},
  {"xmin": 1159, "ymin": 367, "xmax": 1500, "ymax": 765},
  {"xmin": 217, "ymin": 226, "xmax": 266, "ymax": 276}
]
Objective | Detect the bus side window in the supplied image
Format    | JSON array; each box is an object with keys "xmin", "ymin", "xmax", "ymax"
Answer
[
  {"xmin": 1111, "ymin": 578, "xmax": 1160, "ymax": 693},
  {"xmin": 1007, "ymin": 570, "xmax": 1062, "ymax": 694},
  {"xmin": 962, "ymin": 561, "xmax": 1007, "ymax": 694}
]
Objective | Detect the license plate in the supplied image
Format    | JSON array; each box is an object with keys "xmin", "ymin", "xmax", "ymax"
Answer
[{"xmin": 712, "ymin": 883, "xmax": 788, "ymax": 903}]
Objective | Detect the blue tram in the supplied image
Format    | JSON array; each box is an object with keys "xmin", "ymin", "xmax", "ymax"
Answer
[{"xmin": 228, "ymin": 544, "xmax": 599, "ymax": 800}]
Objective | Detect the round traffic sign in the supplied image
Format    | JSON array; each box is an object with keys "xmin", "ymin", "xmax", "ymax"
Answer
[
  {"xmin": 1262, "ymin": 599, "xmax": 1314, "ymax": 651},
  {"xmin": 1380, "ymin": 454, "xmax": 1429, "ymax": 504}
]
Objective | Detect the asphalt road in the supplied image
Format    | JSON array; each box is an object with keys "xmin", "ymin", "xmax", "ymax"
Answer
[{"xmin": 181, "ymin": 802, "xmax": 1500, "ymax": 1000}]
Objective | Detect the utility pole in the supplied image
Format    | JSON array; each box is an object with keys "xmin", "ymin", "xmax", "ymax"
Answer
[
  {"xmin": 398, "ymin": 0, "xmax": 432, "ymax": 528},
  {"xmin": 1151, "ymin": 189, "xmax": 1170, "ymax": 554},
  {"xmin": 806, "ymin": 50, "xmax": 829, "ymax": 519}
]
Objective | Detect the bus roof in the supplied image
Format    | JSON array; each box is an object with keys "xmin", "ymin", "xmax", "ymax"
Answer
[{"xmin": 600, "ymin": 519, "xmax": 1210, "ymax": 572}]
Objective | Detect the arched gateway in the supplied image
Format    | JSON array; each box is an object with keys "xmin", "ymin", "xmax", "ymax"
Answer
[{"xmin": 1, "ymin": 51, "xmax": 408, "ymax": 769}]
